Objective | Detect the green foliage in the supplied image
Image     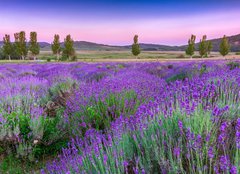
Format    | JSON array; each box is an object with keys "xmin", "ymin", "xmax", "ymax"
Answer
[
  {"xmin": 166, "ymin": 72, "xmax": 188, "ymax": 83},
  {"xmin": 33, "ymin": 110, "xmax": 67, "ymax": 158},
  {"xmin": 0, "ymin": 154, "xmax": 25, "ymax": 174},
  {"xmin": 69, "ymin": 90, "xmax": 141, "ymax": 135},
  {"xmin": 85, "ymin": 72, "xmax": 109, "ymax": 83},
  {"xmin": 48, "ymin": 78, "xmax": 76, "ymax": 99},
  {"xmin": 199, "ymin": 35, "xmax": 208, "ymax": 58},
  {"xmin": 200, "ymin": 64, "xmax": 207, "ymax": 75},
  {"xmin": 185, "ymin": 34, "xmax": 196, "ymax": 58},
  {"xmin": 29, "ymin": 32, "xmax": 40, "ymax": 60},
  {"xmin": 72, "ymin": 77, "xmax": 239, "ymax": 173},
  {"xmin": 117, "ymin": 64, "xmax": 126, "ymax": 69},
  {"xmin": 47, "ymin": 57, "xmax": 51, "ymax": 62},
  {"xmin": 131, "ymin": 35, "xmax": 141, "ymax": 57},
  {"xmin": 14, "ymin": 31, "xmax": 28, "ymax": 60},
  {"xmin": 62, "ymin": 35, "xmax": 75, "ymax": 61},
  {"xmin": 226, "ymin": 61, "xmax": 239, "ymax": 70},
  {"xmin": 2, "ymin": 34, "xmax": 13, "ymax": 60},
  {"xmin": 207, "ymin": 41, "xmax": 213, "ymax": 55},
  {"xmin": 219, "ymin": 35, "xmax": 230, "ymax": 57},
  {"xmin": 51, "ymin": 34, "xmax": 61, "ymax": 61},
  {"xmin": 235, "ymin": 52, "xmax": 240, "ymax": 55},
  {"xmin": 0, "ymin": 48, "xmax": 4, "ymax": 60},
  {"xmin": 0, "ymin": 108, "xmax": 66, "ymax": 162}
]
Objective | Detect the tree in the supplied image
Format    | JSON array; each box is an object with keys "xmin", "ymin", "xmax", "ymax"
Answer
[
  {"xmin": 185, "ymin": 35, "xmax": 196, "ymax": 59},
  {"xmin": 2, "ymin": 34, "xmax": 13, "ymax": 61},
  {"xmin": 131, "ymin": 35, "xmax": 141, "ymax": 58},
  {"xmin": 29, "ymin": 32, "xmax": 40, "ymax": 60},
  {"xmin": 199, "ymin": 35, "xmax": 207, "ymax": 58},
  {"xmin": 51, "ymin": 34, "xmax": 61, "ymax": 61},
  {"xmin": 14, "ymin": 33, "xmax": 21, "ymax": 59},
  {"xmin": 219, "ymin": 35, "xmax": 230, "ymax": 58},
  {"xmin": 207, "ymin": 41, "xmax": 213, "ymax": 56},
  {"xmin": 14, "ymin": 31, "xmax": 28, "ymax": 60},
  {"xmin": 0, "ymin": 48, "xmax": 4, "ymax": 60},
  {"xmin": 62, "ymin": 35, "xmax": 75, "ymax": 61}
]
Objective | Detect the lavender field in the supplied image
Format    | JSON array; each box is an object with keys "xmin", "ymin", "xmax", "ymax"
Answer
[{"xmin": 0, "ymin": 61, "xmax": 239, "ymax": 174}]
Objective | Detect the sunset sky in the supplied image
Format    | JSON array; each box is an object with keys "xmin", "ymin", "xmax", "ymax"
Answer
[{"xmin": 0, "ymin": 0, "xmax": 240, "ymax": 45}]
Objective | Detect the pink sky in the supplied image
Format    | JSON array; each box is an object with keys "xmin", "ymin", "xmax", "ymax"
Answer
[{"xmin": 0, "ymin": 10, "xmax": 240, "ymax": 45}]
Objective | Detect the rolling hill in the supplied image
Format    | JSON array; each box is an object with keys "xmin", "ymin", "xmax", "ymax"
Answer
[{"xmin": 0, "ymin": 34, "xmax": 240, "ymax": 51}]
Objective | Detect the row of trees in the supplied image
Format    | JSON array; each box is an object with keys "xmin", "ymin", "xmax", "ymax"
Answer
[
  {"xmin": 2, "ymin": 31, "xmax": 38, "ymax": 60},
  {"xmin": 186, "ymin": 35, "xmax": 230, "ymax": 58},
  {"xmin": 131, "ymin": 34, "xmax": 231, "ymax": 59},
  {"xmin": 51, "ymin": 34, "xmax": 76, "ymax": 61},
  {"xmin": 1, "ymin": 32, "xmax": 232, "ymax": 60},
  {"xmin": 1, "ymin": 31, "xmax": 75, "ymax": 61}
]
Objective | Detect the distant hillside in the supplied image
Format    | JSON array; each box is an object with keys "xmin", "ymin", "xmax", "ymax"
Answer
[
  {"xmin": 123, "ymin": 43, "xmax": 183, "ymax": 51},
  {"xmin": 39, "ymin": 41, "xmax": 126, "ymax": 51},
  {"xmin": 1, "ymin": 34, "xmax": 240, "ymax": 51},
  {"xmin": 194, "ymin": 34, "xmax": 240, "ymax": 52}
]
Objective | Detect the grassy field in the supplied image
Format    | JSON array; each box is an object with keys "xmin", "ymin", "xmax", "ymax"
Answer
[
  {"xmin": 38, "ymin": 50, "xmax": 240, "ymax": 61},
  {"xmin": 0, "ymin": 51, "xmax": 240, "ymax": 63}
]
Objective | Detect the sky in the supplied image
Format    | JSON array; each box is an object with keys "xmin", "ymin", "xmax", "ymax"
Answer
[{"xmin": 0, "ymin": 0, "xmax": 240, "ymax": 45}]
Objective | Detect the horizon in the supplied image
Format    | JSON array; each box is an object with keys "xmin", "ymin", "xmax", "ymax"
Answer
[{"xmin": 0, "ymin": 0, "xmax": 240, "ymax": 46}]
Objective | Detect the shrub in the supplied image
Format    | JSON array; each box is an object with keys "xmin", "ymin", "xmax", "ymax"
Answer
[
  {"xmin": 45, "ymin": 72, "xmax": 240, "ymax": 174},
  {"xmin": 177, "ymin": 54, "xmax": 185, "ymax": 58},
  {"xmin": 166, "ymin": 71, "xmax": 188, "ymax": 83},
  {"xmin": 85, "ymin": 72, "xmax": 108, "ymax": 83},
  {"xmin": 227, "ymin": 61, "xmax": 239, "ymax": 70},
  {"xmin": 235, "ymin": 52, "xmax": 240, "ymax": 55},
  {"xmin": 200, "ymin": 64, "xmax": 207, "ymax": 75},
  {"xmin": 60, "ymin": 53, "xmax": 68, "ymax": 61},
  {"xmin": 0, "ymin": 107, "xmax": 67, "ymax": 161},
  {"xmin": 67, "ymin": 90, "xmax": 141, "ymax": 136},
  {"xmin": 117, "ymin": 64, "xmax": 126, "ymax": 69},
  {"xmin": 47, "ymin": 58, "xmax": 51, "ymax": 62}
]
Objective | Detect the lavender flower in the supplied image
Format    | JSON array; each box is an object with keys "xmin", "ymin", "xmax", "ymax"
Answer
[
  {"xmin": 219, "ymin": 155, "xmax": 230, "ymax": 171},
  {"xmin": 173, "ymin": 147, "xmax": 181, "ymax": 157}
]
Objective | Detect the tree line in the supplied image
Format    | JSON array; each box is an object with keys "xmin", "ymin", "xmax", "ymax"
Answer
[
  {"xmin": 1, "ymin": 31, "xmax": 76, "ymax": 61},
  {"xmin": 0, "ymin": 32, "xmax": 232, "ymax": 61},
  {"xmin": 131, "ymin": 34, "xmax": 231, "ymax": 58},
  {"xmin": 185, "ymin": 35, "xmax": 230, "ymax": 58}
]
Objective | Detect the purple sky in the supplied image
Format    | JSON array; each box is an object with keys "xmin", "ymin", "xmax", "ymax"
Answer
[{"xmin": 0, "ymin": 0, "xmax": 240, "ymax": 45}]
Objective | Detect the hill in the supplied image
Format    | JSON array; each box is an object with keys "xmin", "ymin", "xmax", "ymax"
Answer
[
  {"xmin": 0, "ymin": 34, "xmax": 240, "ymax": 51},
  {"xmin": 196, "ymin": 34, "xmax": 240, "ymax": 52}
]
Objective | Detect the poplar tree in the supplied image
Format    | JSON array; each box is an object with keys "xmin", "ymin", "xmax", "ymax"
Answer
[
  {"xmin": 199, "ymin": 35, "xmax": 207, "ymax": 58},
  {"xmin": 2, "ymin": 34, "xmax": 13, "ymax": 61},
  {"xmin": 51, "ymin": 34, "xmax": 61, "ymax": 61},
  {"xmin": 15, "ymin": 31, "xmax": 28, "ymax": 60},
  {"xmin": 185, "ymin": 35, "xmax": 196, "ymax": 59},
  {"xmin": 62, "ymin": 35, "xmax": 75, "ymax": 61},
  {"xmin": 14, "ymin": 33, "xmax": 21, "ymax": 59},
  {"xmin": 131, "ymin": 35, "xmax": 141, "ymax": 58},
  {"xmin": 29, "ymin": 32, "xmax": 40, "ymax": 60},
  {"xmin": 219, "ymin": 35, "xmax": 230, "ymax": 57},
  {"xmin": 207, "ymin": 41, "xmax": 213, "ymax": 56}
]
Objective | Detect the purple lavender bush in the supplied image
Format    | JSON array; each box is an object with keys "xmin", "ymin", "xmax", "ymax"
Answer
[
  {"xmin": 0, "ymin": 61, "xmax": 239, "ymax": 173},
  {"xmin": 43, "ymin": 61, "xmax": 239, "ymax": 174}
]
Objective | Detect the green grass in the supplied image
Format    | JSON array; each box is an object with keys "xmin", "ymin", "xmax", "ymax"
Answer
[{"xmin": 0, "ymin": 51, "xmax": 237, "ymax": 63}]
